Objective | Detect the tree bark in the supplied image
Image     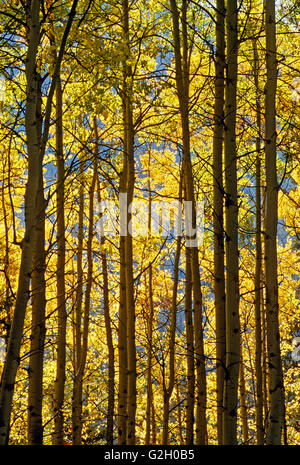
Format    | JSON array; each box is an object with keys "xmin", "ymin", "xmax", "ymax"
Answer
[
  {"xmin": 53, "ymin": 75, "xmax": 67, "ymax": 446},
  {"xmin": 185, "ymin": 245, "xmax": 194, "ymax": 445},
  {"xmin": 117, "ymin": 157, "xmax": 128, "ymax": 445},
  {"xmin": 95, "ymin": 123, "xmax": 115, "ymax": 445},
  {"xmin": 212, "ymin": 0, "xmax": 226, "ymax": 445},
  {"xmin": 102, "ymin": 240, "xmax": 115, "ymax": 445},
  {"xmin": 1, "ymin": 144, "xmax": 12, "ymax": 351},
  {"xmin": 103, "ymin": 242, "xmax": 115, "ymax": 443},
  {"xmin": 162, "ymin": 236, "xmax": 181, "ymax": 445},
  {"xmin": 162, "ymin": 201, "xmax": 181, "ymax": 444},
  {"xmin": 145, "ymin": 156, "xmax": 154, "ymax": 445},
  {"xmin": 121, "ymin": 0, "xmax": 136, "ymax": 445},
  {"xmin": 222, "ymin": 0, "xmax": 240, "ymax": 445},
  {"xmin": 72, "ymin": 156, "xmax": 84, "ymax": 445},
  {"xmin": 176, "ymin": 382, "xmax": 184, "ymax": 444},
  {"xmin": 145, "ymin": 263, "xmax": 154, "ymax": 445},
  {"xmin": 264, "ymin": 0, "xmax": 284, "ymax": 445},
  {"xmin": 28, "ymin": 73, "xmax": 46, "ymax": 445},
  {"xmin": 239, "ymin": 339, "xmax": 249, "ymax": 444},
  {"xmin": 253, "ymin": 38, "xmax": 264, "ymax": 445}
]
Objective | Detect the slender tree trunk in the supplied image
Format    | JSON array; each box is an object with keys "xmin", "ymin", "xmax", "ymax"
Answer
[
  {"xmin": 47, "ymin": 3, "xmax": 77, "ymax": 443},
  {"xmin": 261, "ymin": 190, "xmax": 269, "ymax": 433},
  {"xmin": 281, "ymin": 365, "xmax": 288, "ymax": 445},
  {"xmin": 162, "ymin": 229, "xmax": 181, "ymax": 444},
  {"xmin": 255, "ymin": 156, "xmax": 264, "ymax": 445},
  {"xmin": 170, "ymin": 0, "xmax": 206, "ymax": 444},
  {"xmin": 121, "ymin": 0, "xmax": 136, "ymax": 445},
  {"xmin": 213, "ymin": 0, "xmax": 226, "ymax": 445},
  {"xmin": 1, "ymin": 149, "xmax": 12, "ymax": 351},
  {"xmin": 253, "ymin": 39, "xmax": 264, "ymax": 445},
  {"xmin": 239, "ymin": 340, "xmax": 249, "ymax": 444},
  {"xmin": 0, "ymin": 0, "xmax": 41, "ymax": 444},
  {"xmin": 102, "ymin": 239, "xmax": 115, "ymax": 445},
  {"xmin": 191, "ymin": 222, "xmax": 206, "ymax": 444},
  {"xmin": 185, "ymin": 245, "xmax": 194, "ymax": 445},
  {"xmin": 72, "ymin": 156, "xmax": 84, "ymax": 445},
  {"xmin": 145, "ymin": 263, "xmax": 154, "ymax": 445},
  {"xmin": 75, "ymin": 159, "xmax": 84, "ymax": 373},
  {"xmin": 28, "ymin": 73, "xmax": 46, "ymax": 445},
  {"xmin": 118, "ymin": 156, "xmax": 128, "ymax": 445},
  {"xmin": 222, "ymin": 0, "xmax": 240, "ymax": 445},
  {"xmin": 73, "ymin": 147, "xmax": 97, "ymax": 445},
  {"xmin": 145, "ymin": 158, "xmax": 154, "ymax": 445},
  {"xmin": 125, "ymin": 165, "xmax": 136, "ymax": 446},
  {"xmin": 264, "ymin": 0, "xmax": 284, "ymax": 444},
  {"xmin": 125, "ymin": 154, "xmax": 136, "ymax": 445},
  {"xmin": 28, "ymin": 170, "xmax": 46, "ymax": 446},
  {"xmin": 262, "ymin": 308, "xmax": 268, "ymax": 435},
  {"xmin": 176, "ymin": 382, "xmax": 184, "ymax": 444},
  {"xmin": 53, "ymin": 75, "xmax": 67, "ymax": 445},
  {"xmin": 151, "ymin": 398, "xmax": 157, "ymax": 444},
  {"xmin": 95, "ymin": 122, "xmax": 115, "ymax": 445}
]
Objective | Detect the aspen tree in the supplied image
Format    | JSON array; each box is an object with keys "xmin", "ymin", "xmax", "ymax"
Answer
[
  {"xmin": 28, "ymin": 72, "xmax": 46, "ymax": 445},
  {"xmin": 239, "ymin": 339, "xmax": 249, "ymax": 444},
  {"xmin": 95, "ymin": 121, "xmax": 115, "ymax": 446},
  {"xmin": 101, "ymin": 209, "xmax": 115, "ymax": 446},
  {"xmin": 145, "ymin": 154, "xmax": 155, "ymax": 445},
  {"xmin": 176, "ymin": 383, "xmax": 184, "ymax": 444},
  {"xmin": 151, "ymin": 399, "xmax": 157, "ymax": 444},
  {"xmin": 118, "ymin": 150, "xmax": 128, "ymax": 445},
  {"xmin": 121, "ymin": 0, "xmax": 136, "ymax": 445},
  {"xmin": 185, "ymin": 245, "xmax": 194, "ymax": 445},
  {"xmin": 162, "ymin": 175, "xmax": 182, "ymax": 445},
  {"xmin": 261, "ymin": 191, "xmax": 269, "ymax": 432},
  {"xmin": 145, "ymin": 261, "xmax": 154, "ymax": 445},
  {"xmin": 162, "ymin": 234, "xmax": 181, "ymax": 444},
  {"xmin": 47, "ymin": 2, "xmax": 68, "ymax": 444},
  {"xmin": 53, "ymin": 74, "xmax": 67, "ymax": 446},
  {"xmin": 170, "ymin": 0, "xmax": 207, "ymax": 444},
  {"xmin": 73, "ymin": 132, "xmax": 97, "ymax": 444},
  {"xmin": 71, "ymin": 156, "xmax": 84, "ymax": 445},
  {"xmin": 222, "ymin": 0, "xmax": 240, "ymax": 445},
  {"xmin": 212, "ymin": 0, "xmax": 226, "ymax": 445},
  {"xmin": 0, "ymin": 0, "xmax": 41, "ymax": 444},
  {"xmin": 264, "ymin": 0, "xmax": 284, "ymax": 445},
  {"xmin": 253, "ymin": 38, "xmax": 264, "ymax": 445},
  {"xmin": 75, "ymin": 157, "xmax": 84, "ymax": 378},
  {"xmin": 0, "ymin": 148, "xmax": 12, "ymax": 350}
]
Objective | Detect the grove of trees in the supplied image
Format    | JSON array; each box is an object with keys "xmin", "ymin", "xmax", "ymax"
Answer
[{"xmin": 0, "ymin": 0, "xmax": 299, "ymax": 446}]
